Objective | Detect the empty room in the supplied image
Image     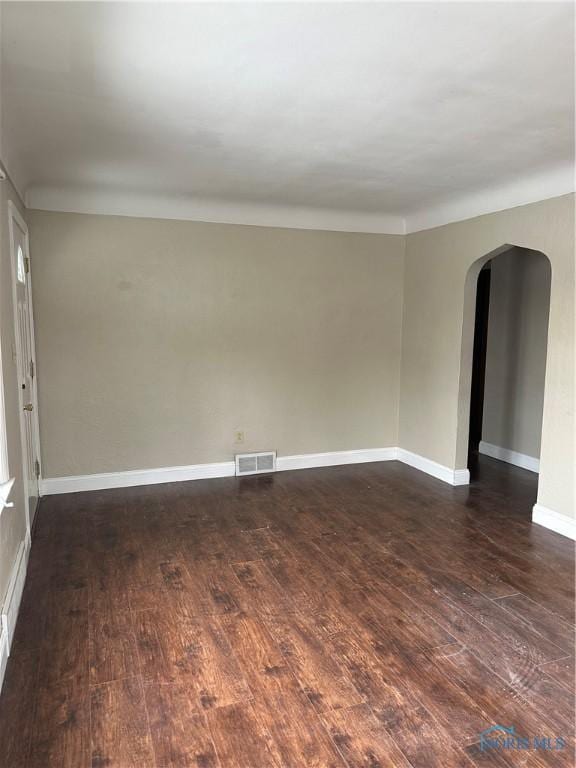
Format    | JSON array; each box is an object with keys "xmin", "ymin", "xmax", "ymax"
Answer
[{"xmin": 0, "ymin": 1, "xmax": 574, "ymax": 767}]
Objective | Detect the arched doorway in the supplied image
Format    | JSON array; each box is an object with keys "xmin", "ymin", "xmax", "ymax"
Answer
[{"xmin": 465, "ymin": 245, "xmax": 552, "ymax": 491}]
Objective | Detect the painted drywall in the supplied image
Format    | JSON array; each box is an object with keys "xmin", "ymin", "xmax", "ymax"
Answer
[
  {"xmin": 29, "ymin": 211, "xmax": 404, "ymax": 478},
  {"xmin": 0, "ymin": 173, "xmax": 29, "ymax": 605},
  {"xmin": 400, "ymin": 193, "xmax": 574, "ymax": 521},
  {"xmin": 482, "ymin": 248, "xmax": 551, "ymax": 460}
]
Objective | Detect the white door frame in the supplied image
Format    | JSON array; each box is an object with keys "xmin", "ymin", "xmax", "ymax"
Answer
[{"xmin": 7, "ymin": 200, "xmax": 41, "ymax": 541}]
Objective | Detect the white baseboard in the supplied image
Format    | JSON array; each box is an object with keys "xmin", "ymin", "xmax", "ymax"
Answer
[
  {"xmin": 479, "ymin": 441, "xmax": 539, "ymax": 473},
  {"xmin": 0, "ymin": 626, "xmax": 8, "ymax": 695},
  {"xmin": 396, "ymin": 448, "xmax": 470, "ymax": 486},
  {"xmin": 276, "ymin": 447, "xmax": 398, "ymax": 472},
  {"xmin": 0, "ymin": 536, "xmax": 31, "ymax": 693},
  {"xmin": 40, "ymin": 449, "xmax": 397, "ymax": 495},
  {"xmin": 40, "ymin": 460, "xmax": 236, "ymax": 495},
  {"xmin": 39, "ymin": 446, "xmax": 472, "ymax": 495},
  {"xmin": 532, "ymin": 504, "xmax": 576, "ymax": 540}
]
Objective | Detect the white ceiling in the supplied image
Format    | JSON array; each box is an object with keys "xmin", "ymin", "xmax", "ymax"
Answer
[{"xmin": 1, "ymin": 2, "xmax": 574, "ymax": 233}]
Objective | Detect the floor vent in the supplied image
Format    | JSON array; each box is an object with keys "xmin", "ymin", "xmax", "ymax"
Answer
[{"xmin": 235, "ymin": 451, "xmax": 277, "ymax": 476}]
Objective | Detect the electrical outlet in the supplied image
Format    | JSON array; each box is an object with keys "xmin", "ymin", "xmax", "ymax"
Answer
[{"xmin": 235, "ymin": 431, "xmax": 245, "ymax": 444}]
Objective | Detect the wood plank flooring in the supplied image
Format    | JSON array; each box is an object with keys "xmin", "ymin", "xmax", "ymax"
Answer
[{"xmin": 0, "ymin": 456, "xmax": 574, "ymax": 767}]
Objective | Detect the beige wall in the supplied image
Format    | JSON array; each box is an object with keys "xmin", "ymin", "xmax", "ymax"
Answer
[
  {"xmin": 0, "ymin": 174, "xmax": 28, "ymax": 604},
  {"xmin": 400, "ymin": 193, "xmax": 575, "ymax": 520},
  {"xmin": 29, "ymin": 211, "xmax": 405, "ymax": 478},
  {"xmin": 21, "ymin": 193, "xmax": 576, "ymax": 533},
  {"xmin": 482, "ymin": 248, "xmax": 551, "ymax": 459}
]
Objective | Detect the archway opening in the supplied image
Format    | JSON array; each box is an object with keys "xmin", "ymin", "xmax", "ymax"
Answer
[{"xmin": 466, "ymin": 246, "xmax": 551, "ymax": 498}]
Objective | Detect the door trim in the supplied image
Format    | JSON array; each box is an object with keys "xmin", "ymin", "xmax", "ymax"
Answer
[{"xmin": 7, "ymin": 201, "xmax": 41, "ymax": 539}]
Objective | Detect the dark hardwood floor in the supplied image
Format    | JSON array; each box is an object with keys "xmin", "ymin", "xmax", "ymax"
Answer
[{"xmin": 0, "ymin": 456, "xmax": 574, "ymax": 767}]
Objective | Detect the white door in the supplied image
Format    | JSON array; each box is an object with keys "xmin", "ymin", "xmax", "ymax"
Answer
[{"xmin": 9, "ymin": 203, "xmax": 41, "ymax": 529}]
